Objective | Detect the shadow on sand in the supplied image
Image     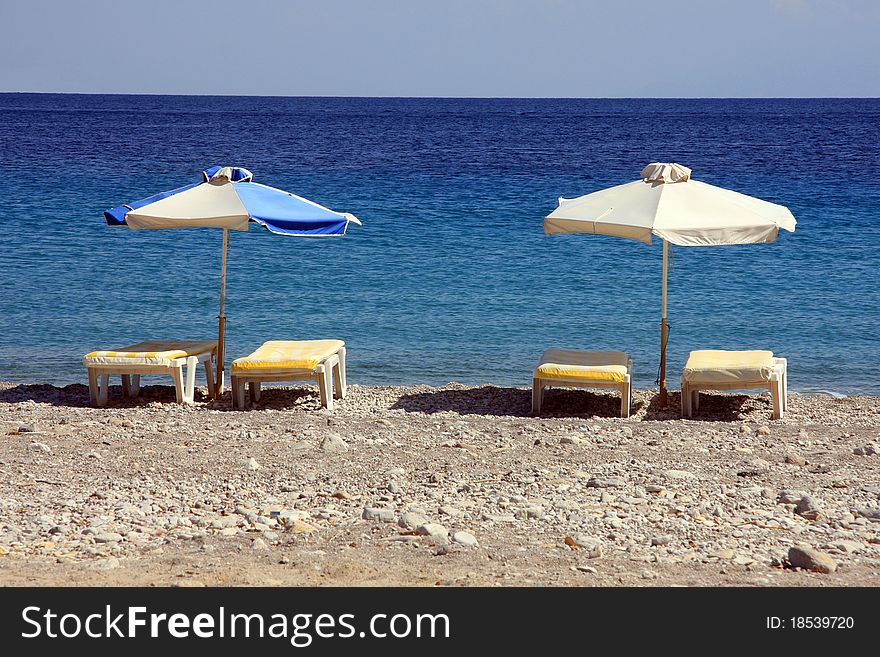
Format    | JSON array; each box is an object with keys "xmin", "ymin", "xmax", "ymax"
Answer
[
  {"xmin": 392, "ymin": 385, "xmax": 645, "ymax": 419},
  {"xmin": 2, "ymin": 381, "xmax": 764, "ymax": 421},
  {"xmin": 0, "ymin": 383, "xmax": 210, "ymax": 408},
  {"xmin": 392, "ymin": 385, "xmax": 762, "ymax": 422},
  {"xmin": 228, "ymin": 386, "xmax": 323, "ymax": 412}
]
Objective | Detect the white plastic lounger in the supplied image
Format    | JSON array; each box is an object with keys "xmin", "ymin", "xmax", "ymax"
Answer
[
  {"xmin": 230, "ymin": 340, "xmax": 347, "ymax": 411},
  {"xmin": 532, "ymin": 349, "xmax": 633, "ymax": 418},
  {"xmin": 680, "ymin": 349, "xmax": 788, "ymax": 420},
  {"xmin": 83, "ymin": 340, "xmax": 218, "ymax": 407}
]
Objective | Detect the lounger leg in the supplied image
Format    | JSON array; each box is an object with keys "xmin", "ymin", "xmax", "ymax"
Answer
[
  {"xmin": 681, "ymin": 381, "xmax": 690, "ymax": 418},
  {"xmin": 249, "ymin": 382, "xmax": 261, "ymax": 403},
  {"xmin": 121, "ymin": 375, "xmax": 131, "ymax": 398},
  {"xmin": 692, "ymin": 389, "xmax": 700, "ymax": 413},
  {"xmin": 317, "ymin": 364, "xmax": 332, "ymax": 410},
  {"xmin": 783, "ymin": 366, "xmax": 788, "ymax": 411},
  {"xmin": 183, "ymin": 356, "xmax": 197, "ymax": 404},
  {"xmin": 231, "ymin": 377, "xmax": 241, "ymax": 410},
  {"xmin": 620, "ymin": 379, "xmax": 630, "ymax": 418},
  {"xmin": 532, "ymin": 377, "xmax": 544, "ymax": 414},
  {"xmin": 87, "ymin": 369, "xmax": 99, "ymax": 407},
  {"xmin": 204, "ymin": 359, "xmax": 216, "ymax": 399},
  {"xmin": 171, "ymin": 366, "xmax": 185, "ymax": 404},
  {"xmin": 771, "ymin": 379, "xmax": 783, "ymax": 420},
  {"xmin": 131, "ymin": 375, "xmax": 140, "ymax": 397},
  {"xmin": 98, "ymin": 374, "xmax": 110, "ymax": 407},
  {"xmin": 333, "ymin": 347, "xmax": 347, "ymax": 399}
]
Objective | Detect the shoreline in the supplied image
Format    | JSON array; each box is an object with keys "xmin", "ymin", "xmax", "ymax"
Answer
[
  {"xmin": 2, "ymin": 380, "xmax": 879, "ymax": 586},
  {"xmin": 2, "ymin": 379, "xmax": 879, "ymax": 416},
  {"xmin": 1, "ymin": 377, "xmax": 876, "ymax": 399}
]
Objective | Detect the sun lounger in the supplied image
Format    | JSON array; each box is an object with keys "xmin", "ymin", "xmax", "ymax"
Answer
[
  {"xmin": 83, "ymin": 340, "xmax": 218, "ymax": 407},
  {"xmin": 532, "ymin": 349, "xmax": 633, "ymax": 417},
  {"xmin": 680, "ymin": 349, "xmax": 788, "ymax": 419},
  {"xmin": 230, "ymin": 340, "xmax": 347, "ymax": 410}
]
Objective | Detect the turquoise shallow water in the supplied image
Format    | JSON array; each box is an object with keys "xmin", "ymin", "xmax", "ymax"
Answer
[{"xmin": 0, "ymin": 94, "xmax": 878, "ymax": 394}]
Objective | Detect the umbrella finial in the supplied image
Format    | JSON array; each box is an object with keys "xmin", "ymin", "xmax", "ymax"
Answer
[
  {"xmin": 641, "ymin": 162, "xmax": 691, "ymax": 184},
  {"xmin": 203, "ymin": 166, "xmax": 254, "ymax": 184}
]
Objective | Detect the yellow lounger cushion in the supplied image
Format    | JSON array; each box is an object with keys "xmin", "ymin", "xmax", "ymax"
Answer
[
  {"xmin": 232, "ymin": 340, "xmax": 345, "ymax": 373},
  {"xmin": 535, "ymin": 349, "xmax": 630, "ymax": 383},
  {"xmin": 682, "ymin": 349, "xmax": 775, "ymax": 384},
  {"xmin": 83, "ymin": 340, "xmax": 217, "ymax": 367}
]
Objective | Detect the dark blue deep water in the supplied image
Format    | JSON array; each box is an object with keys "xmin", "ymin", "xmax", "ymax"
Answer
[{"xmin": 1, "ymin": 94, "xmax": 878, "ymax": 394}]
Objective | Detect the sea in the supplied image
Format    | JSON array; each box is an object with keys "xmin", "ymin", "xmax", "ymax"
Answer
[{"xmin": 1, "ymin": 94, "xmax": 878, "ymax": 394}]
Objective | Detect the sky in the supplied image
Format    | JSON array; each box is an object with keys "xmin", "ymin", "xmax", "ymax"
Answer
[{"xmin": 1, "ymin": 0, "xmax": 878, "ymax": 97}]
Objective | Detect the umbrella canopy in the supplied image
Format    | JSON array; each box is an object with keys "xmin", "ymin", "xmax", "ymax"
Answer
[
  {"xmin": 105, "ymin": 165, "xmax": 360, "ymax": 235},
  {"xmin": 544, "ymin": 162, "xmax": 796, "ymax": 406},
  {"xmin": 104, "ymin": 166, "xmax": 361, "ymax": 398},
  {"xmin": 545, "ymin": 163, "xmax": 795, "ymax": 246}
]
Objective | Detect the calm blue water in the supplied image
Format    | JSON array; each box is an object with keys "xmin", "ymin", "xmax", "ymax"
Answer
[{"xmin": 1, "ymin": 94, "xmax": 878, "ymax": 394}]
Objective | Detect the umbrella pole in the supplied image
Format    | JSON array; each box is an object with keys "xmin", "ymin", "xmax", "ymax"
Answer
[
  {"xmin": 215, "ymin": 229, "xmax": 229, "ymax": 399},
  {"xmin": 659, "ymin": 239, "xmax": 669, "ymax": 407}
]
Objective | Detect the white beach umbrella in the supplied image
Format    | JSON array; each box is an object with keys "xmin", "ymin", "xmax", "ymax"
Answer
[{"xmin": 544, "ymin": 162, "xmax": 796, "ymax": 406}]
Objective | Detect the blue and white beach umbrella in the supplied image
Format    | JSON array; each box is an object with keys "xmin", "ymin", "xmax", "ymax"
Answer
[{"xmin": 104, "ymin": 166, "xmax": 361, "ymax": 397}]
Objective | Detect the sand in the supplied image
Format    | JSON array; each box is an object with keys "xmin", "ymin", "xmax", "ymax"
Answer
[{"xmin": 1, "ymin": 380, "xmax": 879, "ymax": 587}]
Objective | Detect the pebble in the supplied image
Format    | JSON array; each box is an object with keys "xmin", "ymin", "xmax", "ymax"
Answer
[
  {"xmin": 664, "ymin": 470, "xmax": 696, "ymax": 481},
  {"xmin": 399, "ymin": 511, "xmax": 429, "ymax": 530},
  {"xmin": 853, "ymin": 444, "xmax": 878, "ymax": 456},
  {"xmin": 362, "ymin": 507, "xmax": 395, "ymax": 522},
  {"xmin": 247, "ymin": 457, "xmax": 261, "ymax": 471},
  {"xmin": 483, "ymin": 513, "xmax": 516, "ymax": 523},
  {"xmin": 320, "ymin": 434, "xmax": 349, "ymax": 453},
  {"xmin": 586, "ymin": 477, "xmax": 624, "ymax": 488},
  {"xmin": 737, "ymin": 458, "xmax": 770, "ymax": 477},
  {"xmin": 252, "ymin": 538, "xmax": 268, "ymax": 550},
  {"xmin": 439, "ymin": 506, "xmax": 464, "ymax": 517},
  {"xmin": 572, "ymin": 535, "xmax": 603, "ymax": 558},
  {"xmin": 855, "ymin": 508, "xmax": 880, "ymax": 522},
  {"xmin": 829, "ymin": 540, "xmax": 861, "ymax": 554},
  {"xmin": 777, "ymin": 489, "xmax": 808, "ymax": 504},
  {"xmin": 787, "ymin": 546, "xmax": 838, "ymax": 574},
  {"xmin": 756, "ymin": 426, "xmax": 772, "ymax": 436},
  {"xmin": 94, "ymin": 532, "xmax": 123, "ymax": 543},
  {"xmin": 416, "ymin": 523, "xmax": 449, "ymax": 545},
  {"xmin": 784, "ymin": 453, "xmax": 807, "ymax": 466},
  {"xmin": 29, "ymin": 442, "xmax": 51, "ymax": 454},
  {"xmin": 795, "ymin": 496, "xmax": 824, "ymax": 521},
  {"xmin": 452, "ymin": 531, "xmax": 478, "ymax": 547},
  {"xmin": 709, "ymin": 548, "xmax": 735, "ymax": 559}
]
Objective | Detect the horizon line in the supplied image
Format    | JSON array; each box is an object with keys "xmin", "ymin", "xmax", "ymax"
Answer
[{"xmin": 1, "ymin": 91, "xmax": 878, "ymax": 101}]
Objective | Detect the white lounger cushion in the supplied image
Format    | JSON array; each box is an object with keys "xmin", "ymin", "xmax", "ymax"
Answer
[
  {"xmin": 231, "ymin": 340, "xmax": 345, "ymax": 373},
  {"xmin": 535, "ymin": 349, "xmax": 630, "ymax": 383},
  {"xmin": 682, "ymin": 349, "xmax": 775, "ymax": 384},
  {"xmin": 83, "ymin": 340, "xmax": 217, "ymax": 367}
]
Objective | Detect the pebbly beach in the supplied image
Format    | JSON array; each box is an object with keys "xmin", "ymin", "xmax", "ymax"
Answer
[{"xmin": 1, "ymin": 381, "xmax": 878, "ymax": 587}]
